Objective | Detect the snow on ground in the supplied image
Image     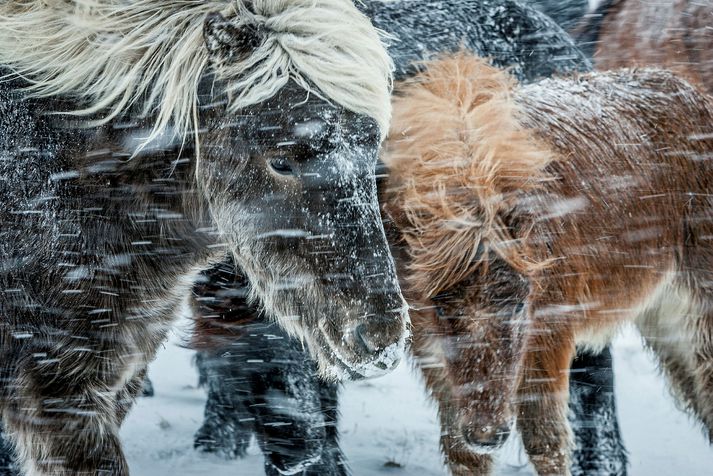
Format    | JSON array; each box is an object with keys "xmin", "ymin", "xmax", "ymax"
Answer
[{"xmin": 121, "ymin": 320, "xmax": 713, "ymax": 475}]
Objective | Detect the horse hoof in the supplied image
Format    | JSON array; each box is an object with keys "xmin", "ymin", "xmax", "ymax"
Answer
[
  {"xmin": 193, "ymin": 424, "xmax": 250, "ymax": 459},
  {"xmin": 140, "ymin": 377, "xmax": 154, "ymax": 397}
]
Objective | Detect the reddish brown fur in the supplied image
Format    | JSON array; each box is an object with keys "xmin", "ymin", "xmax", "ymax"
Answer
[
  {"xmin": 384, "ymin": 53, "xmax": 713, "ymax": 475},
  {"xmin": 592, "ymin": 0, "xmax": 713, "ymax": 94}
]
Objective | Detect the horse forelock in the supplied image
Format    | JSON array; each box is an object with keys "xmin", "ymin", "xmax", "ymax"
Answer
[
  {"xmin": 0, "ymin": 0, "xmax": 393, "ymax": 146},
  {"xmin": 383, "ymin": 53, "xmax": 553, "ymax": 298}
]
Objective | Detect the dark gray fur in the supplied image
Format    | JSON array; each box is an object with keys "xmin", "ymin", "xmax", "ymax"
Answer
[
  {"xmin": 359, "ymin": 0, "xmax": 590, "ymax": 82},
  {"xmin": 192, "ymin": 261, "xmax": 347, "ymax": 476},
  {"xmin": 0, "ymin": 11, "xmax": 406, "ymax": 474}
]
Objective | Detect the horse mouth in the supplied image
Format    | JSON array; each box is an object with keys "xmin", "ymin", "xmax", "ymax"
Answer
[{"xmin": 316, "ymin": 327, "xmax": 406, "ymax": 381}]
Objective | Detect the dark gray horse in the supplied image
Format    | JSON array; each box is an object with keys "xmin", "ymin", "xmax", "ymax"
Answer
[
  {"xmin": 190, "ymin": 1, "xmax": 627, "ymax": 475},
  {"xmin": 191, "ymin": 261, "xmax": 347, "ymax": 476},
  {"xmin": 0, "ymin": 1, "xmax": 408, "ymax": 474}
]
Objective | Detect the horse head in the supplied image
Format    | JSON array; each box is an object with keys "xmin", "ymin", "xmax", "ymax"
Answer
[
  {"xmin": 429, "ymin": 262, "xmax": 530, "ymax": 453},
  {"xmin": 382, "ymin": 54, "xmax": 552, "ymax": 451},
  {"xmin": 196, "ymin": 3, "xmax": 409, "ymax": 380}
]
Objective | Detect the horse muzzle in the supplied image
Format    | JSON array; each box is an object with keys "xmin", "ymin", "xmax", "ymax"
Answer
[{"xmin": 319, "ymin": 296, "xmax": 409, "ymax": 380}]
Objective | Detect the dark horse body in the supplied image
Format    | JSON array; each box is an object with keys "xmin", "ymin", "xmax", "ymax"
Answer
[
  {"xmin": 189, "ymin": 1, "xmax": 626, "ymax": 475},
  {"xmin": 524, "ymin": 0, "xmax": 590, "ymax": 32},
  {"xmin": 385, "ymin": 53, "xmax": 713, "ymax": 475},
  {"xmin": 191, "ymin": 261, "xmax": 347, "ymax": 475},
  {"xmin": 0, "ymin": 1, "xmax": 408, "ymax": 474}
]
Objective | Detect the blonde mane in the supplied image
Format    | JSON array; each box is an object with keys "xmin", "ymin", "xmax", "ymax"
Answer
[
  {"xmin": 0, "ymin": 0, "xmax": 393, "ymax": 144},
  {"xmin": 383, "ymin": 53, "xmax": 553, "ymax": 298}
]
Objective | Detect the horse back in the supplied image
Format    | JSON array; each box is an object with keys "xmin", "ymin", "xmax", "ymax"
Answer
[
  {"xmin": 593, "ymin": 0, "xmax": 713, "ymax": 95},
  {"xmin": 359, "ymin": 0, "xmax": 590, "ymax": 83},
  {"xmin": 515, "ymin": 68, "xmax": 713, "ymax": 330}
]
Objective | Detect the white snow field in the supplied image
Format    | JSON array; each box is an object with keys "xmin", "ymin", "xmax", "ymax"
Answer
[{"xmin": 121, "ymin": 320, "xmax": 713, "ymax": 475}]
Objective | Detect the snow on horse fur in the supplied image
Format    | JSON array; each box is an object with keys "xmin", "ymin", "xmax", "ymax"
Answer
[
  {"xmin": 524, "ymin": 0, "xmax": 591, "ymax": 32},
  {"xmin": 359, "ymin": 0, "xmax": 590, "ymax": 83},
  {"xmin": 0, "ymin": 0, "xmax": 393, "ymax": 143},
  {"xmin": 186, "ymin": 2, "xmax": 624, "ymax": 474},
  {"xmin": 0, "ymin": 1, "xmax": 408, "ymax": 474},
  {"xmin": 190, "ymin": 260, "xmax": 347, "ymax": 476},
  {"xmin": 574, "ymin": 0, "xmax": 713, "ymax": 94},
  {"xmin": 383, "ymin": 53, "xmax": 713, "ymax": 475}
]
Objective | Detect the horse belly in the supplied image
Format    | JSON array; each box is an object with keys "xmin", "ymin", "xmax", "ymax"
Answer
[
  {"xmin": 575, "ymin": 324, "xmax": 622, "ymax": 354},
  {"xmin": 633, "ymin": 273, "xmax": 700, "ymax": 372},
  {"xmin": 574, "ymin": 271, "xmax": 697, "ymax": 354}
]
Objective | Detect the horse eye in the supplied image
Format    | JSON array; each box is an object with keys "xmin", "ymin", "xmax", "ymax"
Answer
[{"xmin": 269, "ymin": 157, "xmax": 294, "ymax": 176}]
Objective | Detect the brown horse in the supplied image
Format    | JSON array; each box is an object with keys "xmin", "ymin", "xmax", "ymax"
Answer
[
  {"xmin": 575, "ymin": 0, "xmax": 713, "ymax": 93},
  {"xmin": 383, "ymin": 53, "xmax": 713, "ymax": 475}
]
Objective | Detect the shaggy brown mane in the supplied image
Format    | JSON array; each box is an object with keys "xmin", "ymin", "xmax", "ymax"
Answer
[{"xmin": 383, "ymin": 53, "xmax": 554, "ymax": 298}]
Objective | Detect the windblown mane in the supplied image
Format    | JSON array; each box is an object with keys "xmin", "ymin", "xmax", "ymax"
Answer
[
  {"xmin": 383, "ymin": 54, "xmax": 553, "ymax": 297},
  {"xmin": 0, "ymin": 0, "xmax": 393, "ymax": 144}
]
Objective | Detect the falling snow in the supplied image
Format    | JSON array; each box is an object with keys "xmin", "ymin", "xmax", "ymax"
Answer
[{"xmin": 0, "ymin": 0, "xmax": 712, "ymax": 475}]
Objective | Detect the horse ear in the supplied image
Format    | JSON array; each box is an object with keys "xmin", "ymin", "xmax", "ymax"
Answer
[{"xmin": 203, "ymin": 12, "xmax": 264, "ymax": 62}]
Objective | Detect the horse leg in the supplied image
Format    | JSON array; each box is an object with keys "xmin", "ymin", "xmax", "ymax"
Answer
[
  {"xmin": 634, "ymin": 278, "xmax": 711, "ymax": 433},
  {"xmin": 568, "ymin": 346, "xmax": 627, "ymax": 475},
  {"xmin": 269, "ymin": 380, "xmax": 350, "ymax": 476},
  {"xmin": 637, "ymin": 298, "xmax": 713, "ymax": 442},
  {"xmin": 252, "ymin": 357, "xmax": 328, "ymax": 476},
  {"xmin": 0, "ymin": 358, "xmax": 146, "ymax": 476},
  {"xmin": 410, "ymin": 308, "xmax": 493, "ymax": 475},
  {"xmin": 193, "ymin": 351, "xmax": 254, "ymax": 459},
  {"xmin": 307, "ymin": 381, "xmax": 349, "ymax": 476},
  {"xmin": 0, "ymin": 422, "xmax": 18, "ymax": 476},
  {"xmin": 3, "ymin": 350, "xmax": 131, "ymax": 475},
  {"xmin": 517, "ymin": 328, "xmax": 575, "ymax": 476},
  {"xmin": 676, "ymin": 200, "xmax": 713, "ymax": 437},
  {"xmin": 688, "ymin": 304, "xmax": 713, "ymax": 440}
]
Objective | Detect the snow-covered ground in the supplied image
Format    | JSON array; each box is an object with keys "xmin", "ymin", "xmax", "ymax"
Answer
[{"xmin": 121, "ymin": 321, "xmax": 713, "ymax": 475}]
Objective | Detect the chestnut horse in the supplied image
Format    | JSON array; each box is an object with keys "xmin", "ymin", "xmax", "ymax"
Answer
[
  {"xmin": 384, "ymin": 53, "xmax": 713, "ymax": 475},
  {"xmin": 573, "ymin": 0, "xmax": 713, "ymax": 94}
]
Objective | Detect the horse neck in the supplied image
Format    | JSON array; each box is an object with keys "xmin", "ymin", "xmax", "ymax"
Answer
[{"xmin": 61, "ymin": 113, "xmax": 215, "ymax": 257}]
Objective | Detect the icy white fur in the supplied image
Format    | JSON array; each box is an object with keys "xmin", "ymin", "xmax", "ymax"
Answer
[{"xmin": 0, "ymin": 0, "xmax": 394, "ymax": 143}]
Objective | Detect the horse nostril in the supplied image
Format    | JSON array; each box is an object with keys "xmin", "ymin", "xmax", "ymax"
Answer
[
  {"xmin": 355, "ymin": 322, "xmax": 380, "ymax": 354},
  {"xmin": 342, "ymin": 315, "xmax": 404, "ymax": 378}
]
